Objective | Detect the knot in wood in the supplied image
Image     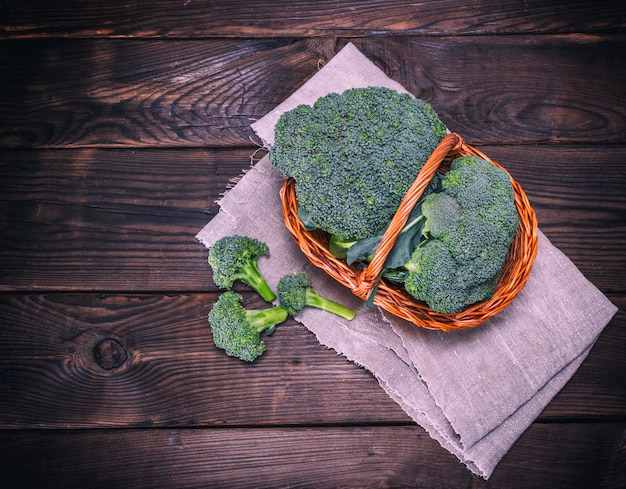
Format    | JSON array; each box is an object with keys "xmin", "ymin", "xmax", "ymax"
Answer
[{"xmin": 94, "ymin": 338, "xmax": 128, "ymax": 370}]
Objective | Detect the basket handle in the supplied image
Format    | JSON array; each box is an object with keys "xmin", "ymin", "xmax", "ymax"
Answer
[{"xmin": 353, "ymin": 132, "xmax": 464, "ymax": 298}]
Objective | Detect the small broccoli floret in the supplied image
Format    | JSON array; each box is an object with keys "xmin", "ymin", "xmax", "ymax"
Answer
[
  {"xmin": 443, "ymin": 156, "xmax": 514, "ymax": 210},
  {"xmin": 208, "ymin": 235, "xmax": 276, "ymax": 302},
  {"xmin": 421, "ymin": 192, "xmax": 461, "ymax": 239},
  {"xmin": 270, "ymin": 86, "xmax": 447, "ymax": 241},
  {"xmin": 277, "ymin": 272, "xmax": 356, "ymax": 320},
  {"xmin": 404, "ymin": 240, "xmax": 467, "ymax": 314},
  {"xmin": 208, "ymin": 291, "xmax": 288, "ymax": 362}
]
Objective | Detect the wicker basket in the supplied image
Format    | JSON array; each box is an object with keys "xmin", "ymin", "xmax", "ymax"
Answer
[{"xmin": 280, "ymin": 132, "xmax": 538, "ymax": 331}]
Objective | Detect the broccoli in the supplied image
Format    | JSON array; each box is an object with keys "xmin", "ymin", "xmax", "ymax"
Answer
[
  {"xmin": 327, "ymin": 155, "xmax": 519, "ymax": 314},
  {"xmin": 401, "ymin": 155, "xmax": 519, "ymax": 313},
  {"xmin": 277, "ymin": 272, "xmax": 356, "ymax": 320},
  {"xmin": 208, "ymin": 235, "xmax": 276, "ymax": 302},
  {"xmin": 208, "ymin": 291, "xmax": 288, "ymax": 362},
  {"xmin": 403, "ymin": 239, "xmax": 500, "ymax": 314},
  {"xmin": 269, "ymin": 86, "xmax": 447, "ymax": 241}
]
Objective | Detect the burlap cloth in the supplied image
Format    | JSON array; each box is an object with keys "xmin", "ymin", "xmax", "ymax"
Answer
[{"xmin": 196, "ymin": 43, "xmax": 618, "ymax": 478}]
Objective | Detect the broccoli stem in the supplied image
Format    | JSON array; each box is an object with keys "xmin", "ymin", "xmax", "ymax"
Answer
[
  {"xmin": 329, "ymin": 235, "xmax": 358, "ymax": 260},
  {"xmin": 245, "ymin": 307, "xmax": 289, "ymax": 333},
  {"xmin": 402, "ymin": 214, "xmax": 425, "ymax": 234},
  {"xmin": 305, "ymin": 289, "xmax": 356, "ymax": 321},
  {"xmin": 234, "ymin": 260, "xmax": 276, "ymax": 302}
]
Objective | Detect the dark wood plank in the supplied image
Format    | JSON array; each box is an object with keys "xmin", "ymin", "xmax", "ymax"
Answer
[
  {"xmin": 0, "ymin": 292, "xmax": 409, "ymax": 428},
  {"xmin": 0, "ymin": 293, "xmax": 623, "ymax": 429},
  {"xmin": 1, "ymin": 145, "xmax": 623, "ymax": 292},
  {"xmin": 1, "ymin": 36, "xmax": 625, "ymax": 148},
  {"xmin": 0, "ymin": 38, "xmax": 313, "ymax": 148},
  {"xmin": 0, "ymin": 148, "xmax": 244, "ymax": 291},
  {"xmin": 2, "ymin": 0, "xmax": 625, "ymax": 39},
  {"xmin": 347, "ymin": 36, "xmax": 626, "ymax": 145},
  {"xmin": 484, "ymin": 423, "xmax": 626, "ymax": 489},
  {"xmin": 0, "ymin": 423, "xmax": 624, "ymax": 489}
]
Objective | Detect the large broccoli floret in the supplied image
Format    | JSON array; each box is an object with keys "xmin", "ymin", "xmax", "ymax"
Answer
[
  {"xmin": 442, "ymin": 156, "xmax": 520, "ymax": 243},
  {"xmin": 208, "ymin": 235, "xmax": 276, "ymax": 302},
  {"xmin": 277, "ymin": 272, "xmax": 356, "ymax": 320},
  {"xmin": 420, "ymin": 192, "xmax": 461, "ymax": 239},
  {"xmin": 270, "ymin": 86, "xmax": 447, "ymax": 241},
  {"xmin": 208, "ymin": 291, "xmax": 288, "ymax": 362},
  {"xmin": 401, "ymin": 156, "xmax": 519, "ymax": 313}
]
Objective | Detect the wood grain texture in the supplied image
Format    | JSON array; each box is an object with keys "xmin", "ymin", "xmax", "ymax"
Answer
[
  {"xmin": 0, "ymin": 424, "xmax": 624, "ymax": 489},
  {"xmin": 0, "ymin": 38, "xmax": 313, "ymax": 148},
  {"xmin": 0, "ymin": 293, "xmax": 623, "ymax": 429},
  {"xmin": 1, "ymin": 4, "xmax": 625, "ymax": 486},
  {"xmin": 346, "ymin": 36, "xmax": 626, "ymax": 144},
  {"xmin": 0, "ymin": 148, "xmax": 242, "ymax": 291},
  {"xmin": 1, "ymin": 146, "xmax": 623, "ymax": 292},
  {"xmin": 2, "ymin": 0, "xmax": 625, "ymax": 39},
  {"xmin": 0, "ymin": 292, "xmax": 409, "ymax": 428},
  {"xmin": 1, "ymin": 36, "xmax": 625, "ymax": 148}
]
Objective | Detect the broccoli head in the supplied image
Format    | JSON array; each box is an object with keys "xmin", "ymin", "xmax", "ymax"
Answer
[
  {"xmin": 277, "ymin": 272, "xmax": 356, "ymax": 320},
  {"xmin": 421, "ymin": 192, "xmax": 461, "ymax": 239},
  {"xmin": 404, "ymin": 239, "xmax": 499, "ymax": 314},
  {"xmin": 443, "ymin": 156, "xmax": 514, "ymax": 209},
  {"xmin": 208, "ymin": 235, "xmax": 276, "ymax": 302},
  {"xmin": 270, "ymin": 86, "xmax": 447, "ymax": 241},
  {"xmin": 208, "ymin": 291, "xmax": 288, "ymax": 362},
  {"xmin": 401, "ymin": 156, "xmax": 519, "ymax": 313}
]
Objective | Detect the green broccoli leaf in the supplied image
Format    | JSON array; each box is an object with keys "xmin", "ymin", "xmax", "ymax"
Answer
[
  {"xmin": 345, "ymin": 202, "xmax": 425, "ymax": 269},
  {"xmin": 297, "ymin": 206, "xmax": 318, "ymax": 231}
]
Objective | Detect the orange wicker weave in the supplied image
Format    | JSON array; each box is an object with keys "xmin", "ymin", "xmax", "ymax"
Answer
[{"xmin": 280, "ymin": 132, "xmax": 538, "ymax": 331}]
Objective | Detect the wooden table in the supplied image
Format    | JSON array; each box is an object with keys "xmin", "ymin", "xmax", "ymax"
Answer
[{"xmin": 1, "ymin": 2, "xmax": 625, "ymax": 487}]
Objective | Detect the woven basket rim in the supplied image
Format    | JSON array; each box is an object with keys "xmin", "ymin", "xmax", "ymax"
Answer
[{"xmin": 280, "ymin": 133, "xmax": 538, "ymax": 331}]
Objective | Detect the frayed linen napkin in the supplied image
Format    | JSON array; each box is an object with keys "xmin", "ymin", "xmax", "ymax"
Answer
[{"xmin": 196, "ymin": 43, "xmax": 618, "ymax": 478}]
